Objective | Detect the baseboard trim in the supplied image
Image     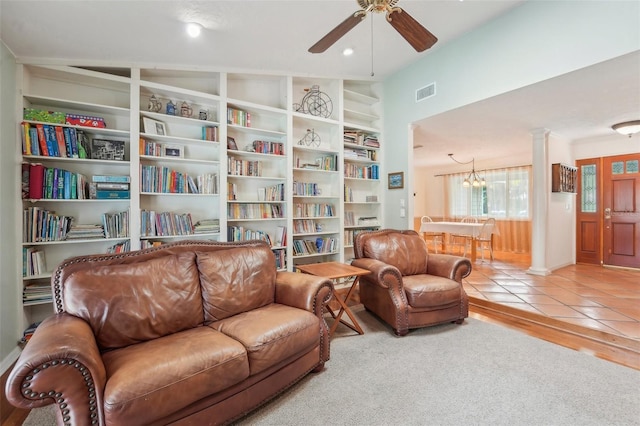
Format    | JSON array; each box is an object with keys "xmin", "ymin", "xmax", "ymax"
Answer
[
  {"xmin": 469, "ymin": 297, "xmax": 640, "ymax": 370},
  {"xmin": 1, "ymin": 347, "xmax": 21, "ymax": 376}
]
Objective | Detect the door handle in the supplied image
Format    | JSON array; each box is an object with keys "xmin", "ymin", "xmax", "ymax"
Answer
[{"xmin": 604, "ymin": 208, "xmax": 611, "ymax": 219}]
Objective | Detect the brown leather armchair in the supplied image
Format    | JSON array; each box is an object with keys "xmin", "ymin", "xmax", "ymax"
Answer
[{"xmin": 352, "ymin": 229, "xmax": 472, "ymax": 336}]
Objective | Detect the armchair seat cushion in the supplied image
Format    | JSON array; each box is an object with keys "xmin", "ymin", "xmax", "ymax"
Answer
[
  {"xmin": 212, "ymin": 303, "xmax": 321, "ymax": 376},
  {"xmin": 403, "ymin": 275, "xmax": 463, "ymax": 309},
  {"xmin": 102, "ymin": 326, "xmax": 249, "ymax": 425}
]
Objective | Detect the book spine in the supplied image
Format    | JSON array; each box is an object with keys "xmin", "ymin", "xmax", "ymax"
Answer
[
  {"xmin": 28, "ymin": 164, "xmax": 44, "ymax": 199},
  {"xmin": 95, "ymin": 182, "xmax": 130, "ymax": 190},
  {"xmin": 55, "ymin": 126, "xmax": 67, "ymax": 157},
  {"xmin": 35, "ymin": 124, "xmax": 48, "ymax": 156},
  {"xmin": 94, "ymin": 190, "xmax": 130, "ymax": 199},
  {"xmin": 92, "ymin": 175, "xmax": 131, "ymax": 183}
]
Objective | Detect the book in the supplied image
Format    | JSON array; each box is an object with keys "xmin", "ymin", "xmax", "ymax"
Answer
[
  {"xmin": 95, "ymin": 182, "xmax": 130, "ymax": 190},
  {"xmin": 93, "ymin": 190, "xmax": 130, "ymax": 199},
  {"xmin": 28, "ymin": 163, "xmax": 45, "ymax": 199},
  {"xmin": 55, "ymin": 126, "xmax": 67, "ymax": 157},
  {"xmin": 92, "ymin": 175, "xmax": 131, "ymax": 183},
  {"xmin": 35, "ymin": 124, "xmax": 48, "ymax": 156}
]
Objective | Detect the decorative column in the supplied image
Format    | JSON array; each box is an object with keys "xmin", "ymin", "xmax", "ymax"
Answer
[{"xmin": 527, "ymin": 128, "xmax": 552, "ymax": 276}]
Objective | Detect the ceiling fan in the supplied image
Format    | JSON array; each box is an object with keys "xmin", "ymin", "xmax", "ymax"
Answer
[{"xmin": 308, "ymin": 0, "xmax": 438, "ymax": 54}]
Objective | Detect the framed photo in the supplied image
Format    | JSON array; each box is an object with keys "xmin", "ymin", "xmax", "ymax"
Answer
[
  {"xmin": 142, "ymin": 117, "xmax": 167, "ymax": 136},
  {"xmin": 388, "ymin": 172, "xmax": 404, "ymax": 189},
  {"xmin": 163, "ymin": 144, "xmax": 184, "ymax": 158},
  {"xmin": 227, "ymin": 136, "xmax": 238, "ymax": 151}
]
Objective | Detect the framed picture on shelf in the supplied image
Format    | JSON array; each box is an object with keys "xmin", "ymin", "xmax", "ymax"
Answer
[
  {"xmin": 388, "ymin": 172, "xmax": 404, "ymax": 189},
  {"xmin": 227, "ymin": 136, "xmax": 238, "ymax": 151},
  {"xmin": 142, "ymin": 117, "xmax": 167, "ymax": 136},
  {"xmin": 163, "ymin": 144, "xmax": 184, "ymax": 158}
]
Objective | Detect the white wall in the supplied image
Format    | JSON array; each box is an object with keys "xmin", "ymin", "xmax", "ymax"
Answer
[
  {"xmin": 0, "ymin": 41, "xmax": 21, "ymax": 373},
  {"xmin": 383, "ymin": 0, "xmax": 640, "ymax": 230},
  {"xmin": 546, "ymin": 133, "xmax": 575, "ymax": 270},
  {"xmin": 572, "ymin": 134, "xmax": 640, "ymax": 160}
]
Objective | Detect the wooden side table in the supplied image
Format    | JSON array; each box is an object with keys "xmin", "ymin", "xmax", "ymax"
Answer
[{"xmin": 295, "ymin": 261, "xmax": 371, "ymax": 337}]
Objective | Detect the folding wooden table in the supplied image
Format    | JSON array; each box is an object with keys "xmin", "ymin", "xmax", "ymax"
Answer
[{"xmin": 295, "ymin": 261, "xmax": 371, "ymax": 337}]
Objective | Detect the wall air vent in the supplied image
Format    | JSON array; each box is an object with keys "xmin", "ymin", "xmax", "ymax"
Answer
[{"xmin": 416, "ymin": 82, "xmax": 436, "ymax": 102}]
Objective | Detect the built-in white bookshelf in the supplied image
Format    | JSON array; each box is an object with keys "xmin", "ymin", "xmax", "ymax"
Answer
[{"xmin": 14, "ymin": 64, "xmax": 384, "ymax": 338}]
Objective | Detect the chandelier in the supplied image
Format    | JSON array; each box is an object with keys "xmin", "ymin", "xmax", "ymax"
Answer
[{"xmin": 448, "ymin": 154, "xmax": 486, "ymax": 187}]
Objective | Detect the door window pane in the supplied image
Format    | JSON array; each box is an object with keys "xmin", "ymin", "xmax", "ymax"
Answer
[
  {"xmin": 581, "ymin": 164, "xmax": 597, "ymax": 213},
  {"xmin": 626, "ymin": 160, "xmax": 638, "ymax": 174}
]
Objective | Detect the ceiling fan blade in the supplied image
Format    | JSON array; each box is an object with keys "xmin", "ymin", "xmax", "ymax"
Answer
[
  {"xmin": 309, "ymin": 12, "xmax": 366, "ymax": 53},
  {"xmin": 387, "ymin": 8, "xmax": 438, "ymax": 52}
]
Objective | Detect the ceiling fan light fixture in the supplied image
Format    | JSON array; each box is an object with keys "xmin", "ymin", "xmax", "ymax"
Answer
[
  {"xmin": 612, "ymin": 120, "xmax": 640, "ymax": 137},
  {"xmin": 186, "ymin": 22, "xmax": 202, "ymax": 38}
]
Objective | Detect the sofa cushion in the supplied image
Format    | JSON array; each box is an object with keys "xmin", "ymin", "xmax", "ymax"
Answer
[
  {"xmin": 64, "ymin": 251, "xmax": 203, "ymax": 349},
  {"xmin": 212, "ymin": 303, "xmax": 320, "ymax": 375},
  {"xmin": 196, "ymin": 246, "xmax": 276, "ymax": 321},
  {"xmin": 102, "ymin": 326, "xmax": 249, "ymax": 425},
  {"xmin": 361, "ymin": 233, "xmax": 428, "ymax": 276},
  {"xmin": 402, "ymin": 274, "xmax": 462, "ymax": 309}
]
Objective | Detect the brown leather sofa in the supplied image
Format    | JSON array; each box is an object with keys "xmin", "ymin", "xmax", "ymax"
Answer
[
  {"xmin": 352, "ymin": 229, "xmax": 472, "ymax": 336},
  {"xmin": 5, "ymin": 240, "xmax": 333, "ymax": 425}
]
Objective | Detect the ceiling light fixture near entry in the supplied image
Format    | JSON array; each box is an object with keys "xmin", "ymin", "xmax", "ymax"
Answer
[
  {"xmin": 612, "ymin": 120, "xmax": 640, "ymax": 137},
  {"xmin": 186, "ymin": 22, "xmax": 202, "ymax": 38}
]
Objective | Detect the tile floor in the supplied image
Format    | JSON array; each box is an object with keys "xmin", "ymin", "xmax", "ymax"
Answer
[{"xmin": 463, "ymin": 252, "xmax": 640, "ymax": 340}]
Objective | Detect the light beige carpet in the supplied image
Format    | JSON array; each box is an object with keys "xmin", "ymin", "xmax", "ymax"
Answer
[{"xmin": 23, "ymin": 308, "xmax": 640, "ymax": 425}]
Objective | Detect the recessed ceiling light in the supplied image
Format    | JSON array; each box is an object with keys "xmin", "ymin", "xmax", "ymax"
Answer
[
  {"xmin": 186, "ymin": 22, "xmax": 202, "ymax": 38},
  {"xmin": 343, "ymin": 48, "xmax": 354, "ymax": 56}
]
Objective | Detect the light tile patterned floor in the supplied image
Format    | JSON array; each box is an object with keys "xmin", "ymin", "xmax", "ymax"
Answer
[{"xmin": 462, "ymin": 252, "xmax": 640, "ymax": 340}]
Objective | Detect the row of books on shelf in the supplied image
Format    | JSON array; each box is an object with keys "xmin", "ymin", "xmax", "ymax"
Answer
[
  {"xmin": 23, "ymin": 206, "xmax": 130, "ymax": 242},
  {"xmin": 227, "ymin": 107, "xmax": 251, "ymax": 127},
  {"xmin": 292, "ymin": 237, "xmax": 338, "ymax": 256},
  {"xmin": 140, "ymin": 165, "xmax": 218, "ymax": 194},
  {"xmin": 227, "ymin": 226, "xmax": 273, "ymax": 246},
  {"xmin": 343, "ymin": 131, "xmax": 379, "ymax": 148},
  {"xmin": 228, "ymin": 157, "xmax": 264, "ymax": 177},
  {"xmin": 294, "ymin": 155, "xmax": 338, "ymax": 171},
  {"xmin": 227, "ymin": 203, "xmax": 285, "ymax": 220},
  {"xmin": 23, "ymin": 164, "xmax": 131, "ymax": 200},
  {"xmin": 273, "ymin": 248, "xmax": 286, "ymax": 270},
  {"xmin": 344, "ymin": 227, "xmax": 380, "ymax": 246},
  {"xmin": 344, "ymin": 147, "xmax": 378, "ymax": 161},
  {"xmin": 19, "ymin": 321, "xmax": 42, "ymax": 346},
  {"xmin": 292, "ymin": 181, "xmax": 322, "ymax": 197},
  {"xmin": 251, "ymin": 140, "xmax": 284, "ymax": 155},
  {"xmin": 203, "ymin": 126, "xmax": 219, "ymax": 142},
  {"xmin": 140, "ymin": 210, "xmax": 195, "ymax": 237},
  {"xmin": 293, "ymin": 203, "xmax": 335, "ymax": 218},
  {"xmin": 344, "ymin": 163, "xmax": 379, "ymax": 180},
  {"xmin": 23, "ymin": 247, "xmax": 46, "ymax": 277},
  {"xmin": 293, "ymin": 219, "xmax": 323, "ymax": 234}
]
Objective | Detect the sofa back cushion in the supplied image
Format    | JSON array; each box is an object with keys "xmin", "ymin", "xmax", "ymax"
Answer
[
  {"xmin": 359, "ymin": 230, "xmax": 428, "ymax": 276},
  {"xmin": 63, "ymin": 251, "xmax": 203, "ymax": 350},
  {"xmin": 196, "ymin": 245, "xmax": 276, "ymax": 321}
]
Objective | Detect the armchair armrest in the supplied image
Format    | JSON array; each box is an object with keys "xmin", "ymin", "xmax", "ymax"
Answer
[
  {"xmin": 5, "ymin": 314, "xmax": 106, "ymax": 425},
  {"xmin": 351, "ymin": 258, "xmax": 402, "ymax": 291},
  {"xmin": 426, "ymin": 253, "xmax": 472, "ymax": 282}
]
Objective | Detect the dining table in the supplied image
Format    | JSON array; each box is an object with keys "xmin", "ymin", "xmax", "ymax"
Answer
[{"xmin": 418, "ymin": 221, "xmax": 498, "ymax": 262}]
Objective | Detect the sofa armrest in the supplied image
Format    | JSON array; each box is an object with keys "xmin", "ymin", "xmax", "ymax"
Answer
[
  {"xmin": 275, "ymin": 271, "xmax": 333, "ymax": 315},
  {"xmin": 5, "ymin": 314, "xmax": 106, "ymax": 425},
  {"xmin": 426, "ymin": 254, "xmax": 472, "ymax": 282}
]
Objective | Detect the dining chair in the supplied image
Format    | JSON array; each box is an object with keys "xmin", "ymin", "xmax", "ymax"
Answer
[
  {"xmin": 449, "ymin": 216, "xmax": 478, "ymax": 255},
  {"xmin": 420, "ymin": 215, "xmax": 444, "ymax": 253},
  {"xmin": 474, "ymin": 218, "xmax": 496, "ymax": 262}
]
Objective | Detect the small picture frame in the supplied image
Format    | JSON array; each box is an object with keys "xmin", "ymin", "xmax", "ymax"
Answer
[
  {"xmin": 142, "ymin": 117, "xmax": 167, "ymax": 136},
  {"xmin": 227, "ymin": 136, "xmax": 238, "ymax": 151},
  {"xmin": 388, "ymin": 172, "xmax": 404, "ymax": 189},
  {"xmin": 163, "ymin": 144, "xmax": 184, "ymax": 158}
]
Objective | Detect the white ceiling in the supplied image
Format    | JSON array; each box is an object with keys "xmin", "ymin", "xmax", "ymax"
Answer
[{"xmin": 1, "ymin": 1, "xmax": 638, "ymax": 169}]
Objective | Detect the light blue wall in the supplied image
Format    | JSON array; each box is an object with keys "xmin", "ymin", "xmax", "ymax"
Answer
[
  {"xmin": 382, "ymin": 0, "xmax": 640, "ymax": 229},
  {"xmin": 0, "ymin": 41, "xmax": 20, "ymax": 372}
]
